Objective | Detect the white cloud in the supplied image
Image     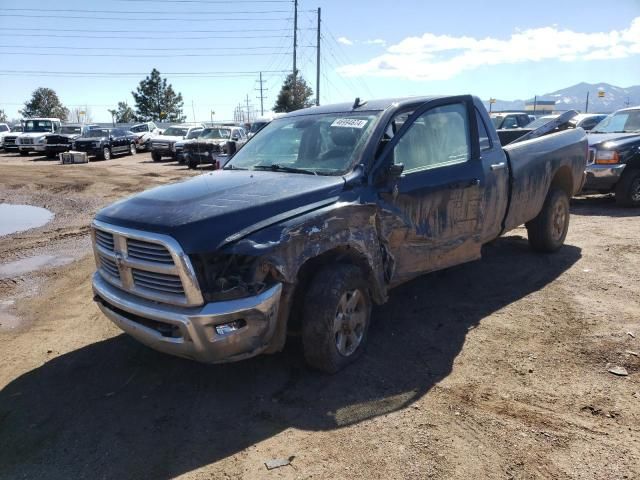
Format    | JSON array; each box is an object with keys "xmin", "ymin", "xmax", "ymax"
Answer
[
  {"xmin": 364, "ymin": 39, "xmax": 387, "ymax": 47},
  {"xmin": 337, "ymin": 36, "xmax": 354, "ymax": 46},
  {"xmin": 337, "ymin": 18, "xmax": 640, "ymax": 81}
]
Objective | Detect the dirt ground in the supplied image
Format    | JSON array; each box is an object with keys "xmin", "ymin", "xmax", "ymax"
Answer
[{"xmin": 0, "ymin": 150, "xmax": 638, "ymax": 480}]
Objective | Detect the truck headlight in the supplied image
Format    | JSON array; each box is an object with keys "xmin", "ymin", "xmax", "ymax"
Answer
[
  {"xmin": 36, "ymin": 136, "xmax": 46, "ymax": 144},
  {"xmin": 595, "ymin": 150, "xmax": 619, "ymax": 165},
  {"xmin": 171, "ymin": 143, "xmax": 176, "ymax": 152}
]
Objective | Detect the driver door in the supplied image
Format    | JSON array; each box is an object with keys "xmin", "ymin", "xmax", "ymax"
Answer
[{"xmin": 377, "ymin": 97, "xmax": 486, "ymax": 286}]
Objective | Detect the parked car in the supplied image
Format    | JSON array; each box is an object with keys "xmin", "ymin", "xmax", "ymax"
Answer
[
  {"xmin": 44, "ymin": 124, "xmax": 99, "ymax": 158},
  {"xmin": 174, "ymin": 130, "xmax": 204, "ymax": 164},
  {"xmin": 568, "ymin": 113, "xmax": 607, "ymax": 131},
  {"xmin": 72, "ymin": 127, "xmax": 138, "ymax": 160},
  {"xmin": 0, "ymin": 123, "xmax": 13, "ymax": 151},
  {"xmin": 129, "ymin": 121, "xmax": 160, "ymax": 151},
  {"xmin": 0, "ymin": 124, "xmax": 23, "ymax": 152},
  {"xmin": 583, "ymin": 106, "xmax": 640, "ymax": 206},
  {"xmin": 150, "ymin": 123, "xmax": 205, "ymax": 162},
  {"xmin": 247, "ymin": 113, "xmax": 282, "ymax": 138},
  {"xmin": 90, "ymin": 95, "xmax": 586, "ymax": 373},
  {"xmin": 182, "ymin": 125, "xmax": 247, "ymax": 169},
  {"xmin": 15, "ymin": 118, "xmax": 62, "ymax": 156},
  {"xmin": 525, "ymin": 114, "xmax": 560, "ymax": 129},
  {"xmin": 490, "ymin": 112, "xmax": 532, "ymax": 129}
]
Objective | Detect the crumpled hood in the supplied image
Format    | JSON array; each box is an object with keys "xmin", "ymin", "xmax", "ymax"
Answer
[
  {"xmin": 588, "ymin": 132, "xmax": 640, "ymax": 148},
  {"xmin": 152, "ymin": 135, "xmax": 183, "ymax": 143},
  {"xmin": 95, "ymin": 170, "xmax": 345, "ymax": 253}
]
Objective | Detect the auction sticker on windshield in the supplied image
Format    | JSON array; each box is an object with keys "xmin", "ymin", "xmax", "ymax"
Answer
[{"xmin": 331, "ymin": 118, "xmax": 369, "ymax": 128}]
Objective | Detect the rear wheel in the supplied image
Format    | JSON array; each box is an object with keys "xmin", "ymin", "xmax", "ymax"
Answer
[
  {"xmin": 19, "ymin": 150, "xmax": 28, "ymax": 156},
  {"xmin": 526, "ymin": 188, "xmax": 570, "ymax": 253},
  {"xmin": 151, "ymin": 151, "xmax": 161, "ymax": 162},
  {"xmin": 187, "ymin": 158, "xmax": 198, "ymax": 169},
  {"xmin": 101, "ymin": 147, "xmax": 111, "ymax": 161},
  {"xmin": 302, "ymin": 264, "xmax": 372, "ymax": 373},
  {"xmin": 614, "ymin": 169, "xmax": 640, "ymax": 207}
]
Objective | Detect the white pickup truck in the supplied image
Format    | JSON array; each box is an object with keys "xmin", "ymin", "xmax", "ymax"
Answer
[{"xmin": 16, "ymin": 118, "xmax": 62, "ymax": 156}]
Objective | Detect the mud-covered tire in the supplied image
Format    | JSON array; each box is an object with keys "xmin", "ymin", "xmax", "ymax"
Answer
[
  {"xmin": 187, "ymin": 158, "xmax": 198, "ymax": 169},
  {"xmin": 19, "ymin": 151, "xmax": 28, "ymax": 156},
  {"xmin": 614, "ymin": 168, "xmax": 640, "ymax": 207},
  {"xmin": 151, "ymin": 151, "xmax": 162, "ymax": 162},
  {"xmin": 302, "ymin": 264, "xmax": 372, "ymax": 374},
  {"xmin": 46, "ymin": 152, "xmax": 57, "ymax": 159},
  {"xmin": 526, "ymin": 188, "xmax": 570, "ymax": 253}
]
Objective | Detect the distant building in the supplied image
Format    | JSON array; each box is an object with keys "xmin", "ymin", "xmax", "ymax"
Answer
[{"xmin": 525, "ymin": 99, "xmax": 555, "ymax": 114}]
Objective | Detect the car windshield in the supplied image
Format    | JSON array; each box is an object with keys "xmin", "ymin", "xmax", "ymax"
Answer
[
  {"xmin": 249, "ymin": 121, "xmax": 268, "ymax": 133},
  {"xmin": 163, "ymin": 127, "xmax": 188, "ymax": 137},
  {"xmin": 130, "ymin": 125, "xmax": 148, "ymax": 133},
  {"xmin": 186, "ymin": 129, "xmax": 201, "ymax": 139},
  {"xmin": 12, "ymin": 126, "xmax": 24, "ymax": 132},
  {"xmin": 200, "ymin": 128, "xmax": 231, "ymax": 140},
  {"xmin": 525, "ymin": 115, "xmax": 559, "ymax": 129},
  {"xmin": 591, "ymin": 110, "xmax": 640, "ymax": 133},
  {"xmin": 60, "ymin": 126, "xmax": 82, "ymax": 134},
  {"xmin": 24, "ymin": 120, "xmax": 54, "ymax": 132},
  {"xmin": 225, "ymin": 112, "xmax": 380, "ymax": 175},
  {"xmin": 84, "ymin": 129, "xmax": 110, "ymax": 138}
]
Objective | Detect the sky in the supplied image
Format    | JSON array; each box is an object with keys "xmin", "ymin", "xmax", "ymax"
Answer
[{"xmin": 0, "ymin": 0, "xmax": 639, "ymax": 123}]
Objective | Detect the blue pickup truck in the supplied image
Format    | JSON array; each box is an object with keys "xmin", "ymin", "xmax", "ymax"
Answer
[{"xmin": 91, "ymin": 95, "xmax": 587, "ymax": 373}]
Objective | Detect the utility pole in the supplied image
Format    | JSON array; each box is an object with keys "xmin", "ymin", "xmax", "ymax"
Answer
[
  {"xmin": 533, "ymin": 95, "xmax": 537, "ymax": 115},
  {"xmin": 585, "ymin": 91, "xmax": 589, "ymax": 113},
  {"xmin": 292, "ymin": 0, "xmax": 298, "ymax": 101},
  {"xmin": 245, "ymin": 94, "xmax": 251, "ymax": 123},
  {"xmin": 316, "ymin": 7, "xmax": 321, "ymax": 106},
  {"xmin": 255, "ymin": 72, "xmax": 267, "ymax": 116}
]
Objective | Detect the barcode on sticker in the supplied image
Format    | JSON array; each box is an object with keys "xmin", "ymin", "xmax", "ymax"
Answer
[{"xmin": 331, "ymin": 118, "xmax": 368, "ymax": 129}]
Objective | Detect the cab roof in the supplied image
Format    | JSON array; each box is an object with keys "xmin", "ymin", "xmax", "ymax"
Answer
[{"xmin": 282, "ymin": 96, "xmax": 451, "ymax": 117}]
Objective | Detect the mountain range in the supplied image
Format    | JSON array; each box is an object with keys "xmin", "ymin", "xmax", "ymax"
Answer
[{"xmin": 488, "ymin": 82, "xmax": 640, "ymax": 113}]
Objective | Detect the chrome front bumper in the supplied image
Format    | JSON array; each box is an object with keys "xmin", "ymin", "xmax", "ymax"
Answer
[
  {"xmin": 584, "ymin": 163, "xmax": 626, "ymax": 191},
  {"xmin": 18, "ymin": 145, "xmax": 46, "ymax": 152},
  {"xmin": 93, "ymin": 273, "xmax": 283, "ymax": 363}
]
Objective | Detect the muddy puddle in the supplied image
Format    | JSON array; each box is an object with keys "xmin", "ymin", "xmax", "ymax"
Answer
[
  {"xmin": 0, "ymin": 203, "xmax": 54, "ymax": 236},
  {"xmin": 0, "ymin": 255, "xmax": 75, "ymax": 279}
]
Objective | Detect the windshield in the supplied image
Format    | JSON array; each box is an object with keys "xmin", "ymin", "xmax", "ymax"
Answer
[
  {"xmin": 12, "ymin": 126, "xmax": 24, "ymax": 132},
  {"xmin": 24, "ymin": 120, "xmax": 54, "ymax": 132},
  {"xmin": 226, "ymin": 112, "xmax": 380, "ymax": 175},
  {"xmin": 163, "ymin": 127, "xmax": 188, "ymax": 137},
  {"xmin": 186, "ymin": 129, "xmax": 201, "ymax": 139},
  {"xmin": 130, "ymin": 124, "xmax": 148, "ymax": 133},
  {"xmin": 200, "ymin": 128, "xmax": 231, "ymax": 140},
  {"xmin": 592, "ymin": 110, "xmax": 640, "ymax": 133},
  {"xmin": 249, "ymin": 121, "xmax": 269, "ymax": 134},
  {"xmin": 60, "ymin": 126, "xmax": 82, "ymax": 134},
  {"xmin": 525, "ymin": 115, "xmax": 558, "ymax": 129},
  {"xmin": 83, "ymin": 129, "xmax": 110, "ymax": 138}
]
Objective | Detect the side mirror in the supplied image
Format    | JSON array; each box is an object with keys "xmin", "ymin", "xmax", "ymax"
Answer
[
  {"xmin": 225, "ymin": 141, "xmax": 237, "ymax": 156},
  {"xmin": 231, "ymin": 136, "xmax": 239, "ymax": 142},
  {"xmin": 388, "ymin": 163, "xmax": 404, "ymax": 178}
]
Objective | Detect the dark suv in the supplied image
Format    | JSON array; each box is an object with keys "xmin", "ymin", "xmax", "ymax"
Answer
[{"xmin": 73, "ymin": 128, "xmax": 138, "ymax": 160}]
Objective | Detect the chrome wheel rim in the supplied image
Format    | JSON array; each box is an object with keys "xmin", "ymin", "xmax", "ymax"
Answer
[
  {"xmin": 333, "ymin": 288, "xmax": 366, "ymax": 357},
  {"xmin": 631, "ymin": 178, "xmax": 640, "ymax": 203},
  {"xmin": 103, "ymin": 148, "xmax": 110, "ymax": 160},
  {"xmin": 551, "ymin": 200, "xmax": 567, "ymax": 241},
  {"xmin": 130, "ymin": 144, "xmax": 136, "ymax": 154}
]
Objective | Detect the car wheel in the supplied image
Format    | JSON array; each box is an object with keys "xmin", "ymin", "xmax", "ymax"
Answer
[
  {"xmin": 614, "ymin": 169, "xmax": 640, "ymax": 207},
  {"xmin": 46, "ymin": 152, "xmax": 57, "ymax": 159},
  {"xmin": 151, "ymin": 151, "xmax": 162, "ymax": 162},
  {"xmin": 302, "ymin": 264, "xmax": 372, "ymax": 373},
  {"xmin": 19, "ymin": 151, "xmax": 29, "ymax": 156},
  {"xmin": 187, "ymin": 159, "xmax": 198, "ymax": 169},
  {"xmin": 101, "ymin": 147, "xmax": 111, "ymax": 161},
  {"xmin": 526, "ymin": 188, "xmax": 570, "ymax": 253},
  {"xmin": 129, "ymin": 143, "xmax": 137, "ymax": 156}
]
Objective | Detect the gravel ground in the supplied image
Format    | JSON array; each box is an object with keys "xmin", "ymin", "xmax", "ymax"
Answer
[{"xmin": 0, "ymin": 150, "xmax": 638, "ymax": 479}]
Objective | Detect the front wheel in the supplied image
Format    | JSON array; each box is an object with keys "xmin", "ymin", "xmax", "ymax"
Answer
[
  {"xmin": 187, "ymin": 158, "xmax": 198, "ymax": 170},
  {"xmin": 101, "ymin": 147, "xmax": 111, "ymax": 161},
  {"xmin": 129, "ymin": 143, "xmax": 137, "ymax": 156},
  {"xmin": 614, "ymin": 169, "xmax": 640, "ymax": 207},
  {"xmin": 526, "ymin": 188, "xmax": 570, "ymax": 253},
  {"xmin": 302, "ymin": 264, "xmax": 372, "ymax": 373},
  {"xmin": 19, "ymin": 151, "xmax": 28, "ymax": 156}
]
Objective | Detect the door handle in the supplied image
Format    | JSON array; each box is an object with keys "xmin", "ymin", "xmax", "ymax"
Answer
[{"xmin": 490, "ymin": 162, "xmax": 506, "ymax": 171}]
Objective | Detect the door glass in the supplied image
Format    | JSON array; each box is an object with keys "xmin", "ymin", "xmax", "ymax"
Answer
[
  {"xmin": 394, "ymin": 103, "xmax": 470, "ymax": 172},
  {"xmin": 475, "ymin": 109, "xmax": 492, "ymax": 151}
]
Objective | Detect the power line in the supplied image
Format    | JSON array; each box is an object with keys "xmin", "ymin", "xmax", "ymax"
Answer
[
  {"xmin": 0, "ymin": 14, "xmax": 292, "ymax": 21},
  {"xmin": 0, "ymin": 45, "xmax": 291, "ymax": 51},
  {"xmin": 0, "ymin": 51, "xmax": 292, "ymax": 58},
  {"xmin": 3, "ymin": 8, "xmax": 293, "ymax": 14},
  {"xmin": 0, "ymin": 27, "xmax": 310, "ymax": 33},
  {"xmin": 0, "ymin": 69, "xmax": 290, "ymax": 77},
  {"xmin": 0, "ymin": 33, "xmax": 292, "ymax": 40}
]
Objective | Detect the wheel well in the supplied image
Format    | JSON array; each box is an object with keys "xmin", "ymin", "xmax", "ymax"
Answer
[
  {"xmin": 550, "ymin": 166, "xmax": 574, "ymax": 196},
  {"xmin": 287, "ymin": 246, "xmax": 377, "ymax": 334}
]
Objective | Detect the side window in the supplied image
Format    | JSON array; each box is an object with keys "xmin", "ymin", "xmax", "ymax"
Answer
[
  {"xmin": 580, "ymin": 118, "xmax": 597, "ymax": 130},
  {"xmin": 518, "ymin": 115, "xmax": 529, "ymax": 127},
  {"xmin": 394, "ymin": 103, "xmax": 470, "ymax": 172},
  {"xmin": 0, "ymin": 125, "xmax": 7, "ymax": 132},
  {"xmin": 502, "ymin": 116, "xmax": 518, "ymax": 129},
  {"xmin": 475, "ymin": 109, "xmax": 493, "ymax": 151}
]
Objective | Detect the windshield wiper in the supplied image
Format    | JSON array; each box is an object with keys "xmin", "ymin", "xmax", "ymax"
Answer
[
  {"xmin": 223, "ymin": 164, "xmax": 249, "ymax": 170},
  {"xmin": 253, "ymin": 164, "xmax": 317, "ymax": 175}
]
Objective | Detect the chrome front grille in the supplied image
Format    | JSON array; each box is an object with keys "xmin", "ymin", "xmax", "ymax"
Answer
[
  {"xmin": 91, "ymin": 221, "xmax": 203, "ymax": 306},
  {"xmin": 21, "ymin": 137, "xmax": 34, "ymax": 145},
  {"xmin": 127, "ymin": 238, "xmax": 174, "ymax": 264},
  {"xmin": 132, "ymin": 269, "xmax": 184, "ymax": 295},
  {"xmin": 4, "ymin": 136, "xmax": 17, "ymax": 145}
]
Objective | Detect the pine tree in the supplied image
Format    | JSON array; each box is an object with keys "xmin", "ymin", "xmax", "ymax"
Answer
[
  {"xmin": 20, "ymin": 88, "xmax": 69, "ymax": 120},
  {"xmin": 132, "ymin": 69, "xmax": 186, "ymax": 122},
  {"xmin": 273, "ymin": 73, "xmax": 315, "ymax": 113}
]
